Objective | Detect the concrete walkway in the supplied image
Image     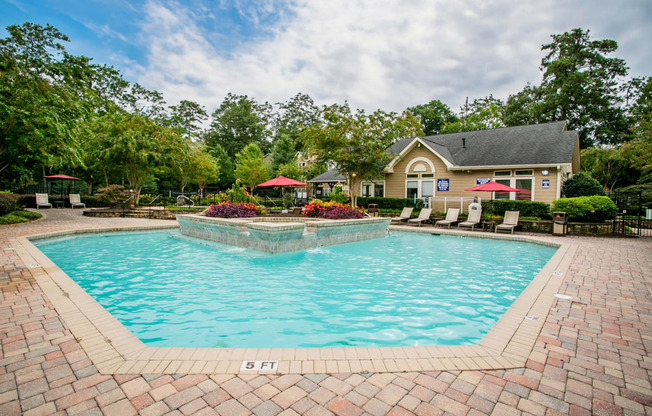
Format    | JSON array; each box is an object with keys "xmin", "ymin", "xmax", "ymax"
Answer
[{"xmin": 1, "ymin": 209, "xmax": 651, "ymax": 415}]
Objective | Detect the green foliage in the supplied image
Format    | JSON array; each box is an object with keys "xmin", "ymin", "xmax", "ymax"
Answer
[
  {"xmin": 277, "ymin": 163, "xmax": 303, "ymax": 181},
  {"xmin": 407, "ymin": 99, "xmax": 458, "ymax": 135},
  {"xmin": 274, "ymin": 93, "xmax": 320, "ymax": 146},
  {"xmin": 234, "ymin": 143, "xmax": 269, "ymax": 194},
  {"xmin": 271, "ymin": 134, "xmax": 297, "ymax": 174},
  {"xmin": 482, "ymin": 200, "xmax": 551, "ymax": 219},
  {"xmin": 208, "ymin": 144, "xmax": 235, "ymax": 190},
  {"xmin": 441, "ymin": 96, "xmax": 505, "ymax": 133},
  {"xmin": 282, "ymin": 192, "xmax": 293, "ymax": 209},
  {"xmin": 562, "ymin": 173, "xmax": 607, "ymax": 197},
  {"xmin": 552, "ymin": 196, "xmax": 617, "ymax": 222},
  {"xmin": 614, "ymin": 184, "xmax": 652, "ymax": 207},
  {"xmin": 0, "ymin": 213, "xmax": 28, "ymax": 224},
  {"xmin": 329, "ymin": 184, "xmax": 350, "ymax": 205},
  {"xmin": 204, "ymin": 93, "xmax": 272, "ymax": 158},
  {"xmin": 0, "ymin": 194, "xmax": 18, "ymax": 215},
  {"xmin": 10, "ymin": 210, "xmax": 41, "ymax": 219},
  {"xmin": 226, "ymin": 179, "xmax": 255, "ymax": 204},
  {"xmin": 165, "ymin": 100, "xmax": 208, "ymax": 140},
  {"xmin": 356, "ymin": 197, "xmax": 419, "ymax": 210}
]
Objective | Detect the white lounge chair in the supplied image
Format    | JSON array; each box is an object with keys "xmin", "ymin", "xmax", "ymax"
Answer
[
  {"xmin": 435, "ymin": 208, "xmax": 460, "ymax": 228},
  {"xmin": 69, "ymin": 194, "xmax": 86, "ymax": 209},
  {"xmin": 407, "ymin": 208, "xmax": 432, "ymax": 227},
  {"xmin": 391, "ymin": 207, "xmax": 413, "ymax": 223},
  {"xmin": 458, "ymin": 209, "xmax": 482, "ymax": 231},
  {"xmin": 495, "ymin": 211, "xmax": 520, "ymax": 234},
  {"xmin": 35, "ymin": 193, "xmax": 52, "ymax": 209}
]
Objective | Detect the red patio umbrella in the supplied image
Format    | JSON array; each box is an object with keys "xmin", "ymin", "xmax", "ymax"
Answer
[
  {"xmin": 465, "ymin": 181, "xmax": 519, "ymax": 192},
  {"xmin": 43, "ymin": 174, "xmax": 81, "ymax": 196},
  {"xmin": 257, "ymin": 176, "xmax": 307, "ymax": 187}
]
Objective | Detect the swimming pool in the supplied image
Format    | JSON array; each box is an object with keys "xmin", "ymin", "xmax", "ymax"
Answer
[{"xmin": 34, "ymin": 230, "xmax": 556, "ymax": 349}]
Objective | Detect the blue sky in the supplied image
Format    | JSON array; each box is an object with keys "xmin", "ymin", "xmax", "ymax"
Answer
[{"xmin": 2, "ymin": 0, "xmax": 651, "ymax": 115}]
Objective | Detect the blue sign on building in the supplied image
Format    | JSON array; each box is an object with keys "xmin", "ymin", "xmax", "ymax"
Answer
[
  {"xmin": 476, "ymin": 177, "xmax": 490, "ymax": 185},
  {"xmin": 542, "ymin": 179, "xmax": 550, "ymax": 189},
  {"xmin": 437, "ymin": 179, "xmax": 450, "ymax": 191}
]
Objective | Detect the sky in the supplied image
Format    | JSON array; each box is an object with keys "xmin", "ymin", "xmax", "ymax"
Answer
[{"xmin": 1, "ymin": 0, "xmax": 651, "ymax": 115}]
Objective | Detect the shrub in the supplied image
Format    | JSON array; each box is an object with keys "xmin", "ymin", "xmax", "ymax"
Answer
[
  {"xmin": 10, "ymin": 210, "xmax": 42, "ymax": 219},
  {"xmin": 356, "ymin": 197, "xmax": 418, "ymax": 210},
  {"xmin": 205, "ymin": 201, "xmax": 263, "ymax": 218},
  {"xmin": 282, "ymin": 193, "xmax": 294, "ymax": 209},
  {"xmin": 302, "ymin": 200, "xmax": 364, "ymax": 219},
  {"xmin": 329, "ymin": 184, "xmax": 350, "ymax": 205},
  {"xmin": 482, "ymin": 200, "xmax": 551, "ymax": 219},
  {"xmin": 0, "ymin": 194, "xmax": 18, "ymax": 216},
  {"xmin": 96, "ymin": 185, "xmax": 129, "ymax": 206},
  {"xmin": 0, "ymin": 214, "xmax": 28, "ymax": 224},
  {"xmin": 562, "ymin": 173, "xmax": 606, "ymax": 197},
  {"xmin": 227, "ymin": 179, "xmax": 256, "ymax": 204},
  {"xmin": 552, "ymin": 196, "xmax": 617, "ymax": 222}
]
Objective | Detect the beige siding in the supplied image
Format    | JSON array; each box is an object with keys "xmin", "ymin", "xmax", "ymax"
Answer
[{"xmin": 384, "ymin": 146, "xmax": 565, "ymax": 206}]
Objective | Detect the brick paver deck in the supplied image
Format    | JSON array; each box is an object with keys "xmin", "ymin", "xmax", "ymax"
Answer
[{"xmin": 1, "ymin": 209, "xmax": 650, "ymax": 415}]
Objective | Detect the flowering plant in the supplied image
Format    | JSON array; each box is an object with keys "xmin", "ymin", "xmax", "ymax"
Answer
[
  {"xmin": 329, "ymin": 184, "xmax": 350, "ymax": 205},
  {"xmin": 205, "ymin": 201, "xmax": 263, "ymax": 218},
  {"xmin": 302, "ymin": 199, "xmax": 364, "ymax": 219}
]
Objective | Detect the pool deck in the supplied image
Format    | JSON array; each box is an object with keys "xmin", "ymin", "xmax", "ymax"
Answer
[{"xmin": 1, "ymin": 210, "xmax": 651, "ymax": 415}]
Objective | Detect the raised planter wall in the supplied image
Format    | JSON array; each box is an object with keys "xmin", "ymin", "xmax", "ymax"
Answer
[{"xmin": 177, "ymin": 214, "xmax": 391, "ymax": 254}]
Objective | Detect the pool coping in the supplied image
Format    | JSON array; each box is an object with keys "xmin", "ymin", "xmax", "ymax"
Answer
[{"xmin": 12, "ymin": 224, "xmax": 576, "ymax": 375}]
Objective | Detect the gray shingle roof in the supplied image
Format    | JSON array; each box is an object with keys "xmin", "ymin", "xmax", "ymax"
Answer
[
  {"xmin": 307, "ymin": 169, "xmax": 347, "ymax": 183},
  {"xmin": 390, "ymin": 121, "xmax": 577, "ymax": 167}
]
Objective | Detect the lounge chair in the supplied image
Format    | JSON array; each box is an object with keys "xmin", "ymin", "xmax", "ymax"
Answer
[
  {"xmin": 407, "ymin": 208, "xmax": 432, "ymax": 227},
  {"xmin": 435, "ymin": 208, "xmax": 460, "ymax": 228},
  {"xmin": 391, "ymin": 207, "xmax": 413, "ymax": 223},
  {"xmin": 457, "ymin": 209, "xmax": 482, "ymax": 231},
  {"xmin": 35, "ymin": 193, "xmax": 52, "ymax": 209},
  {"xmin": 495, "ymin": 211, "xmax": 520, "ymax": 234},
  {"xmin": 69, "ymin": 194, "xmax": 86, "ymax": 209}
]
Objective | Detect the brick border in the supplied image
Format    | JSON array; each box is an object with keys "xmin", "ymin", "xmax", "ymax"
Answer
[{"xmin": 12, "ymin": 225, "xmax": 575, "ymax": 375}]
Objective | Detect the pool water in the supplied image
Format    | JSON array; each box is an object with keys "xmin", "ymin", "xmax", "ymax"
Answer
[{"xmin": 35, "ymin": 230, "xmax": 556, "ymax": 348}]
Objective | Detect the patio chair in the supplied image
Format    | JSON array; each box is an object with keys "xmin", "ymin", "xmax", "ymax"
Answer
[
  {"xmin": 69, "ymin": 194, "xmax": 86, "ymax": 209},
  {"xmin": 35, "ymin": 193, "xmax": 52, "ymax": 209},
  {"xmin": 495, "ymin": 211, "xmax": 520, "ymax": 234},
  {"xmin": 457, "ymin": 209, "xmax": 482, "ymax": 231},
  {"xmin": 435, "ymin": 208, "xmax": 460, "ymax": 228},
  {"xmin": 390, "ymin": 207, "xmax": 413, "ymax": 223},
  {"xmin": 407, "ymin": 208, "xmax": 432, "ymax": 227}
]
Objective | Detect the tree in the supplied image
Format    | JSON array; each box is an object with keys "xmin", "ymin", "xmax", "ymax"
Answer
[
  {"xmin": 580, "ymin": 147, "xmax": 632, "ymax": 191},
  {"xmin": 234, "ymin": 143, "xmax": 269, "ymax": 195},
  {"xmin": 538, "ymin": 28, "xmax": 629, "ymax": 147},
  {"xmin": 191, "ymin": 148, "xmax": 220, "ymax": 199},
  {"xmin": 274, "ymin": 92, "xmax": 321, "ymax": 145},
  {"xmin": 300, "ymin": 103, "xmax": 423, "ymax": 206},
  {"xmin": 270, "ymin": 134, "xmax": 296, "ymax": 174},
  {"xmin": 208, "ymin": 144, "xmax": 235, "ymax": 190},
  {"xmin": 407, "ymin": 99, "xmax": 458, "ymax": 135},
  {"xmin": 167, "ymin": 100, "xmax": 208, "ymax": 140},
  {"xmin": 441, "ymin": 96, "xmax": 505, "ymax": 133},
  {"xmin": 0, "ymin": 23, "xmax": 90, "ymax": 185},
  {"xmin": 503, "ymin": 84, "xmax": 546, "ymax": 127},
  {"xmin": 204, "ymin": 93, "xmax": 272, "ymax": 158},
  {"xmin": 87, "ymin": 110, "xmax": 185, "ymax": 205},
  {"xmin": 277, "ymin": 163, "xmax": 303, "ymax": 181}
]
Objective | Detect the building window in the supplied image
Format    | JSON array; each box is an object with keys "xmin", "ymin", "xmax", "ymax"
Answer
[
  {"xmin": 421, "ymin": 181, "xmax": 434, "ymax": 198},
  {"xmin": 515, "ymin": 169, "xmax": 533, "ymax": 176},
  {"xmin": 406, "ymin": 173, "xmax": 419, "ymax": 178},
  {"xmin": 494, "ymin": 179, "xmax": 512, "ymax": 200},
  {"xmin": 407, "ymin": 181, "xmax": 418, "ymax": 199},
  {"xmin": 494, "ymin": 170, "xmax": 511, "ymax": 177},
  {"xmin": 421, "ymin": 173, "xmax": 434, "ymax": 178},
  {"xmin": 362, "ymin": 182, "xmax": 372, "ymax": 197},
  {"xmin": 493, "ymin": 178, "xmax": 534, "ymax": 201},
  {"xmin": 373, "ymin": 182, "xmax": 384, "ymax": 197}
]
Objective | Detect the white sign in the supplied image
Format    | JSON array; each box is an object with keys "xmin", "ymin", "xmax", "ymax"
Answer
[
  {"xmin": 240, "ymin": 361, "xmax": 278, "ymax": 372},
  {"xmin": 476, "ymin": 177, "xmax": 490, "ymax": 185}
]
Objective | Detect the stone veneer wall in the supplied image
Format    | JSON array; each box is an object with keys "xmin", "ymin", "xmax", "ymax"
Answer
[{"xmin": 176, "ymin": 214, "xmax": 391, "ymax": 254}]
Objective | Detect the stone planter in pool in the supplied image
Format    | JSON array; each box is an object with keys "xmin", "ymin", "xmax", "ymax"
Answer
[{"xmin": 176, "ymin": 214, "xmax": 392, "ymax": 253}]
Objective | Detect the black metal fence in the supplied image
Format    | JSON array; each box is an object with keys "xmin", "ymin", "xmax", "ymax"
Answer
[{"xmin": 608, "ymin": 191, "xmax": 651, "ymax": 237}]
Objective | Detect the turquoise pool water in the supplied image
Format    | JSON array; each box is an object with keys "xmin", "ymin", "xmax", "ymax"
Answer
[{"xmin": 34, "ymin": 230, "xmax": 556, "ymax": 348}]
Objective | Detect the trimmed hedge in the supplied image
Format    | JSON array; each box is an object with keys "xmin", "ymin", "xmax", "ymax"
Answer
[
  {"xmin": 356, "ymin": 197, "xmax": 418, "ymax": 210},
  {"xmin": 552, "ymin": 196, "xmax": 617, "ymax": 222},
  {"xmin": 562, "ymin": 173, "xmax": 606, "ymax": 197},
  {"xmin": 482, "ymin": 200, "xmax": 551, "ymax": 219}
]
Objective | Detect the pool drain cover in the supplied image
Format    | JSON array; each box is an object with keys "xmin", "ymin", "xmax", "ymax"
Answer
[{"xmin": 524, "ymin": 315, "xmax": 540, "ymax": 322}]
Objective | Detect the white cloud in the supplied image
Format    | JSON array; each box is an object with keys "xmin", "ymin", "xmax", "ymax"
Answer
[{"xmin": 132, "ymin": 0, "xmax": 652, "ymax": 114}]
